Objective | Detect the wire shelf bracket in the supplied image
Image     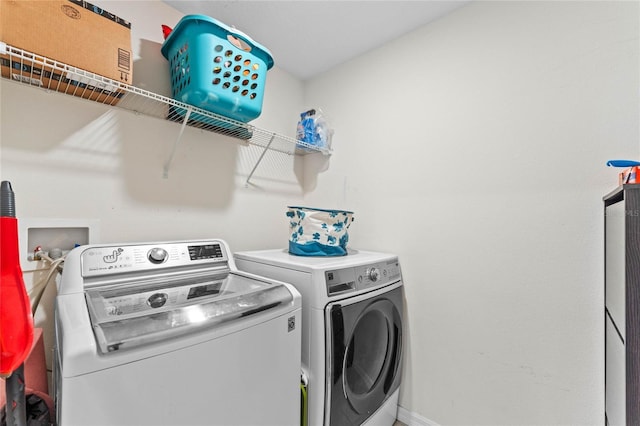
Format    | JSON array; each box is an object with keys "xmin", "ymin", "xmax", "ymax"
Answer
[
  {"xmin": 163, "ymin": 106, "xmax": 193, "ymax": 179},
  {"xmin": 245, "ymin": 133, "xmax": 276, "ymax": 187}
]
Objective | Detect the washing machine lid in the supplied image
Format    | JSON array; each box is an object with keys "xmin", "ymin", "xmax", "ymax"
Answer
[{"xmin": 85, "ymin": 272, "xmax": 292, "ymax": 353}]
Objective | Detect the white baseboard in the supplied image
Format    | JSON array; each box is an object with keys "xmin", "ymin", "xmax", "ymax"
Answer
[{"xmin": 397, "ymin": 405, "xmax": 440, "ymax": 426}]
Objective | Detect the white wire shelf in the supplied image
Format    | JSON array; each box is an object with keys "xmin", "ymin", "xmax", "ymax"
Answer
[{"xmin": 0, "ymin": 42, "xmax": 330, "ymax": 182}]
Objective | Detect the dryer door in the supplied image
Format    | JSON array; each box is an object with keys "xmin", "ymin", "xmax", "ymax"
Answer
[{"xmin": 326, "ymin": 284, "xmax": 403, "ymax": 426}]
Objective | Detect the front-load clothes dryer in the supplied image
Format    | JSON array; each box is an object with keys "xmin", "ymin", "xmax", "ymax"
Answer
[
  {"xmin": 55, "ymin": 239, "xmax": 301, "ymax": 426},
  {"xmin": 234, "ymin": 249, "xmax": 404, "ymax": 426}
]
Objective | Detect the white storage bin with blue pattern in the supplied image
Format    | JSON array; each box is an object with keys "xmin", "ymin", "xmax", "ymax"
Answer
[{"xmin": 287, "ymin": 206, "xmax": 354, "ymax": 256}]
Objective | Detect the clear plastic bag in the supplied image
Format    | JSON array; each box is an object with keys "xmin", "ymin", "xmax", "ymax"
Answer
[{"xmin": 296, "ymin": 108, "xmax": 333, "ymax": 152}]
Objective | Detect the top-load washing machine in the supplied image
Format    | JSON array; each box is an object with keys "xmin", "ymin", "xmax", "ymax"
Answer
[
  {"xmin": 234, "ymin": 248, "xmax": 404, "ymax": 426},
  {"xmin": 55, "ymin": 239, "xmax": 302, "ymax": 426}
]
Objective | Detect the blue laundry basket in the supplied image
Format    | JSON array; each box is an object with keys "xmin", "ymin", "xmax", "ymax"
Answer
[{"xmin": 161, "ymin": 15, "xmax": 274, "ymax": 123}]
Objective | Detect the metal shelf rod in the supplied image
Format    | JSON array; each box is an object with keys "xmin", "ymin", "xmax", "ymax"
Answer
[
  {"xmin": 163, "ymin": 106, "xmax": 193, "ymax": 178},
  {"xmin": 246, "ymin": 133, "xmax": 276, "ymax": 187}
]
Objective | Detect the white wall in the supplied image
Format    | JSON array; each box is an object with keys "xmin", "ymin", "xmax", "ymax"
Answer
[
  {"xmin": 0, "ymin": 0, "xmax": 308, "ymax": 374},
  {"xmin": 303, "ymin": 1, "xmax": 638, "ymax": 425},
  {"xmin": 1, "ymin": 1, "xmax": 638, "ymax": 425},
  {"xmin": 1, "ymin": 0, "xmax": 310, "ymax": 243}
]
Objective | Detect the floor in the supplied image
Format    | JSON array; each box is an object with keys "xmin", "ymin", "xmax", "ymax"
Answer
[{"xmin": 394, "ymin": 421, "xmax": 407, "ymax": 426}]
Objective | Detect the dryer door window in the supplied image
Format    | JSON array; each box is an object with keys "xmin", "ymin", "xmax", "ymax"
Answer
[
  {"xmin": 344, "ymin": 309, "xmax": 389, "ymax": 395},
  {"xmin": 327, "ymin": 285, "xmax": 403, "ymax": 426}
]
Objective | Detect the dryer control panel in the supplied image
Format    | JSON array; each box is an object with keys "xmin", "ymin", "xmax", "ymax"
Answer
[{"xmin": 325, "ymin": 258, "xmax": 401, "ymax": 296}]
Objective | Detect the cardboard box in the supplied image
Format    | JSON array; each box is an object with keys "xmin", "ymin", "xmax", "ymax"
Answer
[{"xmin": 0, "ymin": 0, "xmax": 132, "ymax": 103}]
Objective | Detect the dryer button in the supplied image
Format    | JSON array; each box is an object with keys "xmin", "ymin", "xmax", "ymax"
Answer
[{"xmin": 366, "ymin": 267, "xmax": 380, "ymax": 282}]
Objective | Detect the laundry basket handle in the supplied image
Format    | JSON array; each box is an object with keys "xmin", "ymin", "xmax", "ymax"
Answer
[{"xmin": 226, "ymin": 27, "xmax": 254, "ymax": 53}]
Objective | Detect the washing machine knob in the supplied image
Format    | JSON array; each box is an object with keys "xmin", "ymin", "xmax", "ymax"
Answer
[
  {"xmin": 148, "ymin": 247, "xmax": 168, "ymax": 264},
  {"xmin": 366, "ymin": 267, "xmax": 380, "ymax": 282},
  {"xmin": 147, "ymin": 293, "xmax": 168, "ymax": 308}
]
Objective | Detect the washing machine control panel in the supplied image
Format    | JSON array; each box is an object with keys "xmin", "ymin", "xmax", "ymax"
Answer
[
  {"xmin": 325, "ymin": 259, "xmax": 401, "ymax": 296},
  {"xmin": 80, "ymin": 241, "xmax": 228, "ymax": 278}
]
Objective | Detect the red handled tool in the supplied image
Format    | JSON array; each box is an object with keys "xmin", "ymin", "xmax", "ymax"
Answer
[{"xmin": 1, "ymin": 181, "xmax": 34, "ymax": 426}]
